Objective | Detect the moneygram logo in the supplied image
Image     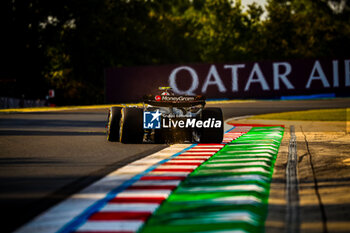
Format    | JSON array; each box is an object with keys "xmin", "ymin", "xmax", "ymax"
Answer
[
  {"xmin": 160, "ymin": 96, "xmax": 195, "ymax": 102},
  {"xmin": 143, "ymin": 110, "xmax": 161, "ymax": 129},
  {"xmin": 155, "ymin": 95, "xmax": 161, "ymax": 101}
]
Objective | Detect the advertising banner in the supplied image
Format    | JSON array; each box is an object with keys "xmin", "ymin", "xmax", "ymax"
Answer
[{"xmin": 105, "ymin": 59, "xmax": 350, "ymax": 103}]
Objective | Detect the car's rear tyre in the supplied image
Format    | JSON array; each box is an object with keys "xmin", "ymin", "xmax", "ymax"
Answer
[
  {"xmin": 154, "ymin": 129, "xmax": 165, "ymax": 144},
  {"xmin": 200, "ymin": 107, "xmax": 224, "ymax": 143},
  {"xmin": 107, "ymin": 107, "xmax": 122, "ymax": 142},
  {"xmin": 119, "ymin": 107, "xmax": 144, "ymax": 144}
]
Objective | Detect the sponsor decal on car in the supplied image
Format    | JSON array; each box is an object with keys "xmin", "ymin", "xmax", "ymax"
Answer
[{"xmin": 155, "ymin": 96, "xmax": 196, "ymax": 102}]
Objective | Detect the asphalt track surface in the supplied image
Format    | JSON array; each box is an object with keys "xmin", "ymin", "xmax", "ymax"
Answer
[{"xmin": 0, "ymin": 98, "xmax": 349, "ymax": 232}]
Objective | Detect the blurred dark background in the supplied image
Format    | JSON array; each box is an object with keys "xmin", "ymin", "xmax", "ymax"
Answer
[{"xmin": 1, "ymin": 0, "xmax": 349, "ymax": 106}]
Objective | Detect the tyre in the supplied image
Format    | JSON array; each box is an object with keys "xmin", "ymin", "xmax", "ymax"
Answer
[
  {"xmin": 155, "ymin": 126, "xmax": 192, "ymax": 144},
  {"xmin": 154, "ymin": 129, "xmax": 165, "ymax": 144},
  {"xmin": 119, "ymin": 107, "xmax": 144, "ymax": 144},
  {"xmin": 200, "ymin": 107, "xmax": 224, "ymax": 143},
  {"xmin": 107, "ymin": 107, "xmax": 122, "ymax": 142}
]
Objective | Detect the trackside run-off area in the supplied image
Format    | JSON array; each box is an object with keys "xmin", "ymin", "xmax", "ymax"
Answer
[
  {"xmin": 16, "ymin": 125, "xmax": 284, "ymax": 233},
  {"xmin": 140, "ymin": 126, "xmax": 284, "ymax": 233}
]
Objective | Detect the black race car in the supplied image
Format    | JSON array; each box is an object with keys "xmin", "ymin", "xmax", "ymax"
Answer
[{"xmin": 107, "ymin": 87, "xmax": 223, "ymax": 144}]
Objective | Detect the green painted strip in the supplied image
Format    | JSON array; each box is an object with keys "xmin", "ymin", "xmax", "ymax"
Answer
[{"xmin": 139, "ymin": 126, "xmax": 284, "ymax": 233}]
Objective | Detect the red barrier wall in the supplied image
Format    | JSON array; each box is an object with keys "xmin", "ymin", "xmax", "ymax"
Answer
[{"xmin": 105, "ymin": 58, "xmax": 350, "ymax": 103}]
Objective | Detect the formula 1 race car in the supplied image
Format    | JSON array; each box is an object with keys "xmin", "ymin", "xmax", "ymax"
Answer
[{"xmin": 107, "ymin": 87, "xmax": 223, "ymax": 144}]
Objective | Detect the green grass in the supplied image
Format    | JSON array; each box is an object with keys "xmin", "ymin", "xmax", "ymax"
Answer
[{"xmin": 251, "ymin": 108, "xmax": 349, "ymax": 121}]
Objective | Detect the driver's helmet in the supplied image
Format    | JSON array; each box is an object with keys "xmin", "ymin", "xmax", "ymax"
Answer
[{"xmin": 159, "ymin": 87, "xmax": 174, "ymax": 96}]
